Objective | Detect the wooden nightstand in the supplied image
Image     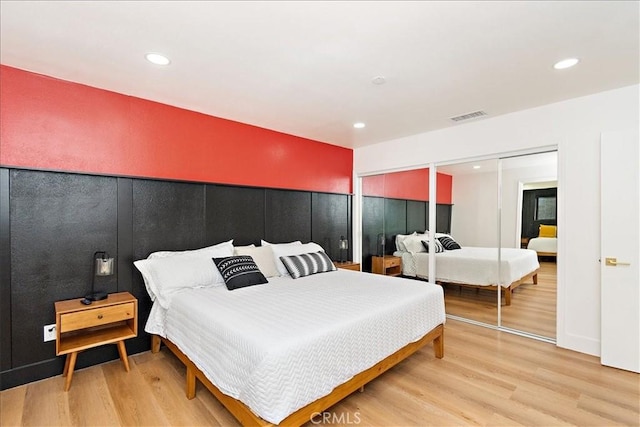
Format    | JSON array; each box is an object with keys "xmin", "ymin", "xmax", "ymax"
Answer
[
  {"xmin": 334, "ymin": 261, "xmax": 361, "ymax": 271},
  {"xmin": 372, "ymin": 255, "xmax": 402, "ymax": 276},
  {"xmin": 55, "ymin": 291, "xmax": 138, "ymax": 391}
]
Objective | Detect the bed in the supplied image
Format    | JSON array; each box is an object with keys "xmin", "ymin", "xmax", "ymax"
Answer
[
  {"xmin": 527, "ymin": 225, "xmax": 558, "ymax": 257},
  {"xmin": 527, "ymin": 236, "xmax": 557, "ymax": 257},
  {"xmin": 135, "ymin": 241, "xmax": 446, "ymax": 426},
  {"xmin": 394, "ymin": 234, "xmax": 539, "ymax": 305}
]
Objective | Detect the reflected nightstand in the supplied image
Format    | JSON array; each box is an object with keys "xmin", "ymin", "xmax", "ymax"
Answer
[
  {"xmin": 371, "ymin": 255, "xmax": 402, "ymax": 276},
  {"xmin": 334, "ymin": 261, "xmax": 361, "ymax": 271}
]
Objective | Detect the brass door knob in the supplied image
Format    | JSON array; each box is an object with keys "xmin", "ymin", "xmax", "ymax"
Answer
[{"xmin": 605, "ymin": 257, "xmax": 631, "ymax": 266}]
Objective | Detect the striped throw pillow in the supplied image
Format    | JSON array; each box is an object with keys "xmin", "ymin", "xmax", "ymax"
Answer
[
  {"xmin": 421, "ymin": 239, "xmax": 445, "ymax": 253},
  {"xmin": 279, "ymin": 251, "xmax": 337, "ymax": 279},
  {"xmin": 437, "ymin": 235, "xmax": 462, "ymax": 250}
]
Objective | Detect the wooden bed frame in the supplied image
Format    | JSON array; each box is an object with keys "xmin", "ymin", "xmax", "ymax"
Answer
[
  {"xmin": 535, "ymin": 251, "xmax": 557, "ymax": 258},
  {"xmin": 151, "ymin": 323, "xmax": 444, "ymax": 426},
  {"xmin": 437, "ymin": 269, "xmax": 538, "ymax": 306}
]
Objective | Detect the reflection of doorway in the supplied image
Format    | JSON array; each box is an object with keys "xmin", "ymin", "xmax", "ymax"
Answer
[
  {"xmin": 506, "ymin": 182, "xmax": 558, "ymax": 338},
  {"xmin": 501, "ymin": 151, "xmax": 558, "ymax": 341}
]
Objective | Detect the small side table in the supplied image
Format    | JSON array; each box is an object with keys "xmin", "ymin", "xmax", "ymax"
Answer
[
  {"xmin": 55, "ymin": 291, "xmax": 138, "ymax": 391},
  {"xmin": 334, "ymin": 261, "xmax": 361, "ymax": 271}
]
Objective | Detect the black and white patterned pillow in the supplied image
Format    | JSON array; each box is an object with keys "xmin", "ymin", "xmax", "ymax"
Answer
[
  {"xmin": 437, "ymin": 235, "xmax": 462, "ymax": 250},
  {"xmin": 279, "ymin": 251, "xmax": 337, "ymax": 279},
  {"xmin": 212, "ymin": 256, "xmax": 268, "ymax": 290},
  {"xmin": 421, "ymin": 239, "xmax": 445, "ymax": 253}
]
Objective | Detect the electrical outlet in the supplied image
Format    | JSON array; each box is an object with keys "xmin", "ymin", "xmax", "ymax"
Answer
[{"xmin": 43, "ymin": 324, "xmax": 56, "ymax": 342}]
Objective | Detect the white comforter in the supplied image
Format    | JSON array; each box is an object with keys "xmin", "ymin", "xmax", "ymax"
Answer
[
  {"xmin": 396, "ymin": 247, "xmax": 539, "ymax": 287},
  {"xmin": 145, "ymin": 269, "xmax": 445, "ymax": 424}
]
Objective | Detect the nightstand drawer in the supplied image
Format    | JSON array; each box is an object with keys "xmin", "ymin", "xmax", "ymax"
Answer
[
  {"xmin": 60, "ymin": 302, "xmax": 135, "ymax": 333},
  {"xmin": 385, "ymin": 257, "xmax": 401, "ymax": 268}
]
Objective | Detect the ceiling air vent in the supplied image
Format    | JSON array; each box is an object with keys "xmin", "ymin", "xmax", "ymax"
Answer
[{"xmin": 449, "ymin": 110, "xmax": 487, "ymax": 122}]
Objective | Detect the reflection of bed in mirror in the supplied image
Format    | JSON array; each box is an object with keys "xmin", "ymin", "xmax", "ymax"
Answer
[
  {"xmin": 527, "ymin": 237, "xmax": 557, "ymax": 257},
  {"xmin": 527, "ymin": 225, "xmax": 557, "ymax": 257},
  {"xmin": 394, "ymin": 234, "xmax": 540, "ymax": 305}
]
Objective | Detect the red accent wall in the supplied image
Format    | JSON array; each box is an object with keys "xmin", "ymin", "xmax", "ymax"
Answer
[
  {"xmin": 0, "ymin": 66, "xmax": 353, "ymax": 194},
  {"xmin": 435, "ymin": 172, "xmax": 452, "ymax": 204},
  {"xmin": 362, "ymin": 169, "xmax": 452, "ymax": 204},
  {"xmin": 362, "ymin": 174, "xmax": 386, "ymax": 197}
]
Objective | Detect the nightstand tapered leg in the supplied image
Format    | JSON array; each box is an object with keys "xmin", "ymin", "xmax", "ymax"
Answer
[
  {"xmin": 63, "ymin": 353, "xmax": 71, "ymax": 376},
  {"xmin": 63, "ymin": 352, "xmax": 77, "ymax": 391},
  {"xmin": 117, "ymin": 341, "xmax": 130, "ymax": 372}
]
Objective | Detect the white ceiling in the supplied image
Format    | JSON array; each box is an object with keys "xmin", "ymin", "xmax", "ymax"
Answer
[
  {"xmin": 1, "ymin": 1, "xmax": 638, "ymax": 149},
  {"xmin": 437, "ymin": 150, "xmax": 558, "ymax": 176}
]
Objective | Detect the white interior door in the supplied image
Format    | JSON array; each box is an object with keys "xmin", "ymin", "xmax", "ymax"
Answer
[{"xmin": 600, "ymin": 129, "xmax": 640, "ymax": 373}]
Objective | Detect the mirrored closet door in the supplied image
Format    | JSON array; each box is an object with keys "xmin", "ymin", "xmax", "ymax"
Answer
[
  {"xmin": 498, "ymin": 151, "xmax": 558, "ymax": 339},
  {"xmin": 435, "ymin": 159, "xmax": 499, "ymax": 326},
  {"xmin": 359, "ymin": 149, "xmax": 558, "ymax": 341}
]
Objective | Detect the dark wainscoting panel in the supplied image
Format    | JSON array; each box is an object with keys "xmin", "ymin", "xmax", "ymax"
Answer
[
  {"xmin": 206, "ymin": 185, "xmax": 265, "ymax": 246},
  {"xmin": 132, "ymin": 179, "xmax": 206, "ymax": 259},
  {"xmin": 131, "ymin": 179, "xmax": 207, "ymax": 348},
  {"xmin": 9, "ymin": 170, "xmax": 118, "ymax": 367},
  {"xmin": 0, "ymin": 169, "xmax": 11, "ymax": 371},
  {"xmin": 384, "ymin": 199, "xmax": 407, "ymax": 255},
  {"xmin": 117, "ymin": 178, "xmax": 134, "ymax": 294},
  {"xmin": 436, "ymin": 204, "xmax": 453, "ymax": 235},
  {"xmin": 311, "ymin": 193, "xmax": 350, "ymax": 261},
  {"xmin": 265, "ymin": 189, "xmax": 312, "ymax": 244},
  {"xmin": 406, "ymin": 200, "xmax": 427, "ymax": 234},
  {"xmin": 362, "ymin": 196, "xmax": 384, "ymax": 272}
]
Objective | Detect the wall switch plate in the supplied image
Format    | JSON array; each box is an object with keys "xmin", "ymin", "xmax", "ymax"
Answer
[{"xmin": 43, "ymin": 324, "xmax": 56, "ymax": 342}]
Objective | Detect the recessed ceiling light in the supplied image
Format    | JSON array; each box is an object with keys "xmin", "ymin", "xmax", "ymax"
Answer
[
  {"xmin": 353, "ymin": 122, "xmax": 366, "ymax": 129},
  {"xmin": 145, "ymin": 53, "xmax": 171, "ymax": 65},
  {"xmin": 473, "ymin": 165, "xmax": 481, "ymax": 169},
  {"xmin": 553, "ymin": 58, "xmax": 579, "ymax": 70}
]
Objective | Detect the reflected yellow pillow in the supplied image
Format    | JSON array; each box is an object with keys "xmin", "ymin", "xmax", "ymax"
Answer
[{"xmin": 539, "ymin": 225, "xmax": 557, "ymax": 238}]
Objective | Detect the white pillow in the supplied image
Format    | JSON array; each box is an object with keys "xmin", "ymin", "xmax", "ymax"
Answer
[
  {"xmin": 134, "ymin": 243, "xmax": 234, "ymax": 308},
  {"xmin": 395, "ymin": 232, "xmax": 417, "ymax": 252},
  {"xmin": 403, "ymin": 234, "xmax": 426, "ymax": 253},
  {"xmin": 261, "ymin": 239, "xmax": 302, "ymax": 247},
  {"xmin": 271, "ymin": 242, "xmax": 325, "ymax": 276},
  {"xmin": 234, "ymin": 245, "xmax": 280, "ymax": 278},
  {"xmin": 148, "ymin": 239, "xmax": 234, "ymax": 259},
  {"xmin": 233, "ymin": 244, "xmax": 256, "ymax": 254}
]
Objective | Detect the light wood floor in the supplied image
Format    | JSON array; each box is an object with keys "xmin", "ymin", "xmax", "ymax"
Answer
[
  {"xmin": 444, "ymin": 261, "xmax": 557, "ymax": 338},
  {"xmin": 2, "ymin": 318, "xmax": 638, "ymax": 427}
]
